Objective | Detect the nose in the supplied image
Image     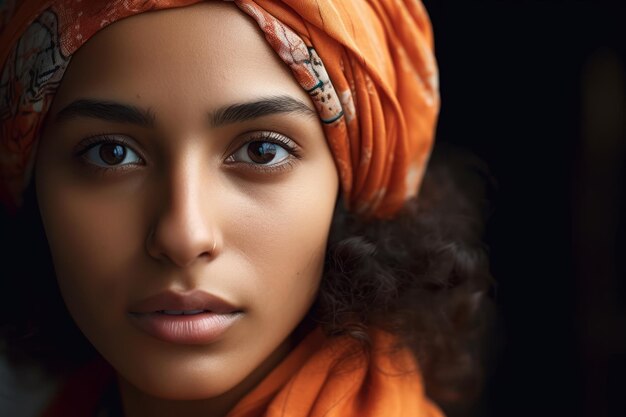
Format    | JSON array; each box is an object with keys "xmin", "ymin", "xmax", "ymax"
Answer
[{"xmin": 146, "ymin": 162, "xmax": 219, "ymax": 268}]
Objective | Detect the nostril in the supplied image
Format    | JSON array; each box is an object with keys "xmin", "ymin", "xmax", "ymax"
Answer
[{"xmin": 196, "ymin": 240, "xmax": 217, "ymax": 259}]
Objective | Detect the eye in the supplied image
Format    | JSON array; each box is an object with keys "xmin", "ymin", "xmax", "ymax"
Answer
[
  {"xmin": 226, "ymin": 132, "xmax": 300, "ymax": 167},
  {"xmin": 230, "ymin": 141, "xmax": 289, "ymax": 165},
  {"xmin": 78, "ymin": 137, "xmax": 143, "ymax": 168}
]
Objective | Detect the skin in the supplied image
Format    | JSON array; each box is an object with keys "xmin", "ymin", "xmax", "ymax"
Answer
[{"xmin": 35, "ymin": 3, "xmax": 339, "ymax": 417}]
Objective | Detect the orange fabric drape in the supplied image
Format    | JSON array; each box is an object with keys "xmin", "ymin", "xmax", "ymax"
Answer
[{"xmin": 0, "ymin": 0, "xmax": 439, "ymax": 218}]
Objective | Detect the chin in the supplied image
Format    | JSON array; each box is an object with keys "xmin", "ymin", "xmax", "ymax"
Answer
[{"xmin": 120, "ymin": 364, "xmax": 246, "ymax": 401}]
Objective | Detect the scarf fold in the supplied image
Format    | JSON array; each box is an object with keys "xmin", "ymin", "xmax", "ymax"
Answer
[
  {"xmin": 0, "ymin": 0, "xmax": 439, "ymax": 218},
  {"xmin": 40, "ymin": 328, "xmax": 444, "ymax": 417}
]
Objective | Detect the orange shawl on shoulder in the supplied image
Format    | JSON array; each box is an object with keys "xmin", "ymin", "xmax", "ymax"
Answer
[{"xmin": 41, "ymin": 328, "xmax": 444, "ymax": 417}]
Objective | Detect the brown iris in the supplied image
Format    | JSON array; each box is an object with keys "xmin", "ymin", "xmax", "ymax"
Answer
[
  {"xmin": 99, "ymin": 143, "xmax": 126, "ymax": 165},
  {"xmin": 247, "ymin": 142, "xmax": 277, "ymax": 164}
]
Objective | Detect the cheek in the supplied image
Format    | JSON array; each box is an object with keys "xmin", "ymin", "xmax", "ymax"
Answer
[
  {"xmin": 36, "ymin": 175, "xmax": 144, "ymax": 333},
  {"xmin": 227, "ymin": 163, "xmax": 338, "ymax": 321}
]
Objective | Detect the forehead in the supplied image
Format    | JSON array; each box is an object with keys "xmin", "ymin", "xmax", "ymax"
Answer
[{"xmin": 49, "ymin": 2, "xmax": 306, "ymax": 117}]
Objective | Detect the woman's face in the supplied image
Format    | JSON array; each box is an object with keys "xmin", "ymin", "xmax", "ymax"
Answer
[{"xmin": 35, "ymin": 1, "xmax": 338, "ymax": 403}]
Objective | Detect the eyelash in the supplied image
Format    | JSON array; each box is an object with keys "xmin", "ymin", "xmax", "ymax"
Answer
[
  {"xmin": 74, "ymin": 132, "xmax": 302, "ymax": 175},
  {"xmin": 223, "ymin": 131, "xmax": 302, "ymax": 174}
]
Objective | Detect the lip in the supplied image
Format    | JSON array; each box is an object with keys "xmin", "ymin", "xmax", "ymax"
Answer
[
  {"xmin": 129, "ymin": 289, "xmax": 240, "ymax": 314},
  {"xmin": 128, "ymin": 290, "xmax": 243, "ymax": 345}
]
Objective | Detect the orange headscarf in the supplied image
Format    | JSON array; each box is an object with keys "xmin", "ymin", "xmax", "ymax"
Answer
[
  {"xmin": 0, "ymin": 0, "xmax": 439, "ymax": 218},
  {"xmin": 41, "ymin": 328, "xmax": 444, "ymax": 417}
]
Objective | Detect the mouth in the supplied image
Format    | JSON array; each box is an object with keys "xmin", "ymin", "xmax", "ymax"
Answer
[{"xmin": 128, "ymin": 290, "xmax": 243, "ymax": 344}]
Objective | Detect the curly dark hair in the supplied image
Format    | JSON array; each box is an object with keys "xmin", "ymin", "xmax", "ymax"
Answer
[
  {"xmin": 0, "ymin": 143, "xmax": 494, "ymax": 415},
  {"xmin": 318, "ymin": 144, "xmax": 495, "ymax": 412}
]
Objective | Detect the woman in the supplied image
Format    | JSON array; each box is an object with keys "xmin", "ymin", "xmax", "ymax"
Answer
[{"xmin": 0, "ymin": 1, "xmax": 492, "ymax": 416}]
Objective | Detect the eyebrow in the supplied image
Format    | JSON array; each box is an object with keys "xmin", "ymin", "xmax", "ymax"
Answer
[
  {"xmin": 54, "ymin": 96, "xmax": 317, "ymax": 128},
  {"xmin": 209, "ymin": 95, "xmax": 316, "ymax": 127},
  {"xmin": 55, "ymin": 99, "xmax": 156, "ymax": 127}
]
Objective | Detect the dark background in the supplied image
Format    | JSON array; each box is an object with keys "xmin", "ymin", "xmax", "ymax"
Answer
[
  {"xmin": 1, "ymin": 2, "xmax": 623, "ymax": 417},
  {"xmin": 422, "ymin": 1, "xmax": 625, "ymax": 416}
]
